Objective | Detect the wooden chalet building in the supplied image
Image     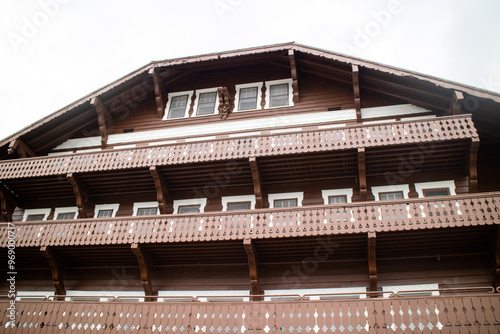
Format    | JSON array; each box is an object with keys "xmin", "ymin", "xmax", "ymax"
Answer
[{"xmin": 1, "ymin": 42, "xmax": 500, "ymax": 332}]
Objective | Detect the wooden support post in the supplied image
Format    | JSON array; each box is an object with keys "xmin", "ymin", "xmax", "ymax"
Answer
[
  {"xmin": 352, "ymin": 64, "xmax": 362, "ymax": 123},
  {"xmin": 149, "ymin": 166, "xmax": 173, "ymax": 214},
  {"xmin": 244, "ymin": 238, "xmax": 261, "ymax": 301},
  {"xmin": 67, "ymin": 173, "xmax": 90, "ymax": 218},
  {"xmin": 217, "ymin": 86, "xmax": 232, "ymax": 119},
  {"xmin": 90, "ymin": 96, "xmax": 113, "ymax": 148},
  {"xmin": 249, "ymin": 157, "xmax": 268, "ymax": 208},
  {"xmin": 288, "ymin": 49, "xmax": 299, "ymax": 103},
  {"xmin": 449, "ymin": 91, "xmax": 464, "ymax": 115},
  {"xmin": 149, "ymin": 68, "xmax": 167, "ymax": 119},
  {"xmin": 8, "ymin": 139, "xmax": 36, "ymax": 158},
  {"xmin": 0, "ymin": 184, "xmax": 15, "ymax": 222},
  {"xmin": 408, "ymin": 183, "xmax": 419, "ymax": 198},
  {"xmin": 368, "ymin": 232, "xmax": 377, "ymax": 297},
  {"xmin": 41, "ymin": 246, "xmax": 66, "ymax": 300},
  {"xmin": 356, "ymin": 147, "xmax": 374, "ymax": 201},
  {"xmin": 469, "ymin": 138, "xmax": 479, "ymax": 193},
  {"xmin": 131, "ymin": 243, "xmax": 156, "ymax": 301}
]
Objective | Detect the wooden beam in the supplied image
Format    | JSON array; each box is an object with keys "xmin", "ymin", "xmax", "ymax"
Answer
[
  {"xmin": 149, "ymin": 68, "xmax": 167, "ymax": 119},
  {"xmin": 244, "ymin": 238, "xmax": 261, "ymax": 301},
  {"xmin": 131, "ymin": 243, "xmax": 156, "ymax": 301},
  {"xmin": 368, "ymin": 232, "xmax": 377, "ymax": 297},
  {"xmin": 40, "ymin": 246, "xmax": 66, "ymax": 300},
  {"xmin": 8, "ymin": 139, "xmax": 36, "ymax": 158},
  {"xmin": 67, "ymin": 173, "xmax": 90, "ymax": 218},
  {"xmin": 356, "ymin": 147, "xmax": 373, "ymax": 201},
  {"xmin": 0, "ymin": 185, "xmax": 14, "ymax": 222},
  {"xmin": 288, "ymin": 49, "xmax": 299, "ymax": 103},
  {"xmin": 90, "ymin": 97, "xmax": 113, "ymax": 148},
  {"xmin": 249, "ymin": 157, "xmax": 268, "ymax": 208},
  {"xmin": 352, "ymin": 64, "xmax": 362, "ymax": 123},
  {"xmin": 469, "ymin": 138, "xmax": 479, "ymax": 193},
  {"xmin": 217, "ymin": 86, "xmax": 232, "ymax": 119},
  {"xmin": 149, "ymin": 166, "xmax": 173, "ymax": 214},
  {"xmin": 449, "ymin": 91, "xmax": 464, "ymax": 115}
]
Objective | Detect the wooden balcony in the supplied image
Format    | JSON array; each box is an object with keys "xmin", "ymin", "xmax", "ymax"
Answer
[
  {"xmin": 1, "ymin": 291, "xmax": 499, "ymax": 332},
  {"xmin": 0, "ymin": 115, "xmax": 477, "ymax": 179},
  {"xmin": 2, "ymin": 192, "xmax": 498, "ymax": 248}
]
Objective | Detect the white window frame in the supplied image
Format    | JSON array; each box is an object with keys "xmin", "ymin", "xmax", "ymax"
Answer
[
  {"xmin": 53, "ymin": 206, "xmax": 79, "ymax": 220},
  {"xmin": 158, "ymin": 290, "xmax": 250, "ymax": 302},
  {"xmin": 234, "ymin": 82, "xmax": 264, "ymax": 112},
  {"xmin": 415, "ymin": 180, "xmax": 456, "ymax": 198},
  {"xmin": 132, "ymin": 201, "xmax": 160, "ymax": 216},
  {"xmin": 221, "ymin": 195, "xmax": 255, "ymax": 211},
  {"xmin": 321, "ymin": 188, "xmax": 353, "ymax": 204},
  {"xmin": 65, "ymin": 290, "xmax": 145, "ymax": 302},
  {"xmin": 23, "ymin": 208, "xmax": 51, "ymax": 222},
  {"xmin": 265, "ymin": 78, "xmax": 294, "ymax": 109},
  {"xmin": 163, "ymin": 90, "xmax": 195, "ymax": 120},
  {"xmin": 173, "ymin": 198, "xmax": 207, "ymax": 214},
  {"xmin": 16, "ymin": 290, "xmax": 54, "ymax": 301},
  {"xmin": 264, "ymin": 287, "xmax": 366, "ymax": 301},
  {"xmin": 371, "ymin": 184, "xmax": 410, "ymax": 201},
  {"xmin": 268, "ymin": 192, "xmax": 304, "ymax": 208},
  {"xmin": 192, "ymin": 87, "xmax": 221, "ymax": 117},
  {"xmin": 94, "ymin": 203, "xmax": 120, "ymax": 218},
  {"xmin": 382, "ymin": 283, "xmax": 439, "ymax": 298}
]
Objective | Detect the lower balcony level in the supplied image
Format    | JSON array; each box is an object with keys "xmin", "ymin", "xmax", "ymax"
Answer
[{"xmin": 1, "ymin": 290, "xmax": 500, "ymax": 333}]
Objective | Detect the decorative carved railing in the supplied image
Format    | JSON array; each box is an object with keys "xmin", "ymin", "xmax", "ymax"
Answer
[
  {"xmin": 1, "ymin": 192, "xmax": 498, "ymax": 248},
  {"xmin": 1, "ymin": 293, "xmax": 499, "ymax": 333},
  {"xmin": 0, "ymin": 115, "xmax": 477, "ymax": 179}
]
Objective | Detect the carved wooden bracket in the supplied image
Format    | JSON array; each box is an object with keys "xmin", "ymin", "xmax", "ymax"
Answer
[
  {"xmin": 450, "ymin": 91, "xmax": 464, "ymax": 115},
  {"xmin": 149, "ymin": 68, "xmax": 167, "ymax": 119},
  {"xmin": 469, "ymin": 138, "xmax": 479, "ymax": 193},
  {"xmin": 8, "ymin": 139, "xmax": 36, "ymax": 158},
  {"xmin": 244, "ymin": 238, "xmax": 261, "ymax": 301},
  {"xmin": 352, "ymin": 65, "xmax": 362, "ymax": 123},
  {"xmin": 357, "ymin": 147, "xmax": 368, "ymax": 201},
  {"xmin": 67, "ymin": 173, "xmax": 90, "ymax": 218},
  {"xmin": 90, "ymin": 97, "xmax": 113, "ymax": 148},
  {"xmin": 260, "ymin": 82, "xmax": 266, "ymax": 110},
  {"xmin": 249, "ymin": 157, "xmax": 268, "ymax": 208},
  {"xmin": 149, "ymin": 166, "xmax": 173, "ymax": 214},
  {"xmin": 367, "ymin": 232, "xmax": 377, "ymax": 297},
  {"xmin": 217, "ymin": 87, "xmax": 232, "ymax": 119},
  {"xmin": 408, "ymin": 183, "xmax": 419, "ymax": 198},
  {"xmin": 288, "ymin": 49, "xmax": 299, "ymax": 103},
  {"xmin": 131, "ymin": 243, "xmax": 156, "ymax": 301},
  {"xmin": 41, "ymin": 246, "xmax": 66, "ymax": 300}
]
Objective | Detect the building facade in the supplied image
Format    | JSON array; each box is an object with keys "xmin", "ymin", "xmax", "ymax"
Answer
[{"xmin": 1, "ymin": 43, "xmax": 500, "ymax": 332}]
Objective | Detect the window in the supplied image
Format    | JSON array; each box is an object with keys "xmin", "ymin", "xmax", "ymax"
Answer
[
  {"xmin": 238, "ymin": 87, "xmax": 258, "ymax": 110},
  {"xmin": 329, "ymin": 195, "xmax": 347, "ymax": 204},
  {"xmin": 168, "ymin": 95, "xmax": 189, "ymax": 119},
  {"xmin": 379, "ymin": 191, "xmax": 404, "ymax": 201},
  {"xmin": 270, "ymin": 83, "xmax": 289, "ymax": 107},
  {"xmin": 423, "ymin": 188, "xmax": 450, "ymax": 197},
  {"xmin": 53, "ymin": 207, "xmax": 78, "ymax": 220},
  {"xmin": 197, "ymin": 92, "xmax": 217, "ymax": 115},
  {"xmin": 415, "ymin": 180, "xmax": 455, "ymax": 198},
  {"xmin": 382, "ymin": 283, "xmax": 439, "ymax": 298},
  {"xmin": 321, "ymin": 189, "xmax": 353, "ymax": 205},
  {"xmin": 227, "ymin": 202, "xmax": 251, "ymax": 211},
  {"xmin": 94, "ymin": 204, "xmax": 120, "ymax": 218},
  {"xmin": 264, "ymin": 288, "xmax": 366, "ymax": 301},
  {"xmin": 178, "ymin": 205, "xmax": 200, "ymax": 214},
  {"xmin": 274, "ymin": 199, "xmax": 298, "ymax": 208},
  {"xmin": 56, "ymin": 212, "xmax": 75, "ymax": 220},
  {"xmin": 137, "ymin": 207, "xmax": 158, "ymax": 216},
  {"xmin": 27, "ymin": 214, "xmax": 45, "ymax": 221},
  {"xmin": 269, "ymin": 192, "xmax": 303, "ymax": 208},
  {"xmin": 132, "ymin": 202, "xmax": 159, "ymax": 216},
  {"xmin": 159, "ymin": 290, "xmax": 250, "ymax": 302},
  {"xmin": 22, "ymin": 208, "xmax": 51, "ymax": 222}
]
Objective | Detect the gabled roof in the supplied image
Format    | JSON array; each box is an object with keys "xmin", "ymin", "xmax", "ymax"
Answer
[{"xmin": 2, "ymin": 42, "xmax": 500, "ymax": 157}]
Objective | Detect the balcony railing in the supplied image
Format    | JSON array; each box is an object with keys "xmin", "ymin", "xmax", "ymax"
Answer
[
  {"xmin": 1, "ymin": 292, "xmax": 499, "ymax": 333},
  {"xmin": 0, "ymin": 115, "xmax": 477, "ymax": 179},
  {"xmin": 2, "ymin": 192, "xmax": 498, "ymax": 248}
]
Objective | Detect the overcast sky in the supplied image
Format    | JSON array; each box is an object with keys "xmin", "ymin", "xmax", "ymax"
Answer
[{"xmin": 1, "ymin": 0, "xmax": 499, "ymax": 141}]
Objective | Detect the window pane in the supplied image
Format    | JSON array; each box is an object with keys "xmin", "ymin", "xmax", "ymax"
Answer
[
  {"xmin": 56, "ymin": 212, "xmax": 75, "ymax": 220},
  {"xmin": 97, "ymin": 209, "xmax": 113, "ymax": 218},
  {"xmin": 239, "ymin": 87, "xmax": 258, "ymax": 110},
  {"xmin": 423, "ymin": 189, "xmax": 450, "ymax": 197},
  {"xmin": 274, "ymin": 199, "xmax": 297, "ymax": 208},
  {"xmin": 137, "ymin": 207, "xmax": 157, "ymax": 216},
  {"xmin": 27, "ymin": 214, "xmax": 45, "ymax": 221},
  {"xmin": 379, "ymin": 192, "xmax": 404, "ymax": 201},
  {"xmin": 227, "ymin": 202, "xmax": 251, "ymax": 211},
  {"xmin": 197, "ymin": 92, "xmax": 217, "ymax": 115},
  {"xmin": 168, "ymin": 95, "xmax": 188, "ymax": 119},
  {"xmin": 270, "ymin": 84, "xmax": 289, "ymax": 107},
  {"xmin": 328, "ymin": 195, "xmax": 347, "ymax": 204},
  {"xmin": 178, "ymin": 205, "xmax": 200, "ymax": 214}
]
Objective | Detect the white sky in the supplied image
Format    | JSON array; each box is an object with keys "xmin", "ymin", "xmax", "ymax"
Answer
[{"xmin": 1, "ymin": 0, "xmax": 499, "ymax": 140}]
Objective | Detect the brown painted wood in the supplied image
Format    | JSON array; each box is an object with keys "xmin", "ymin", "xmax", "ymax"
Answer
[
  {"xmin": 368, "ymin": 231, "xmax": 377, "ymax": 298},
  {"xmin": 217, "ymin": 86, "xmax": 232, "ymax": 119},
  {"xmin": 450, "ymin": 90, "xmax": 464, "ymax": 115},
  {"xmin": 495, "ymin": 226, "xmax": 500, "ymax": 290},
  {"xmin": 40, "ymin": 246, "xmax": 66, "ymax": 300},
  {"xmin": 469, "ymin": 138, "xmax": 479, "ymax": 193},
  {"xmin": 90, "ymin": 96, "xmax": 113, "ymax": 148},
  {"xmin": 149, "ymin": 166, "xmax": 173, "ymax": 214},
  {"xmin": 288, "ymin": 49, "xmax": 299, "ymax": 103},
  {"xmin": 66, "ymin": 173, "xmax": 89, "ymax": 219},
  {"xmin": 244, "ymin": 238, "xmax": 261, "ymax": 301},
  {"xmin": 408, "ymin": 183, "xmax": 419, "ymax": 198},
  {"xmin": 148, "ymin": 67, "xmax": 167, "ymax": 119},
  {"xmin": 131, "ymin": 243, "xmax": 156, "ymax": 301},
  {"xmin": 249, "ymin": 157, "xmax": 268, "ymax": 208},
  {"xmin": 7, "ymin": 139, "xmax": 36, "ymax": 158},
  {"xmin": 0, "ymin": 185, "xmax": 15, "ymax": 222},
  {"xmin": 352, "ymin": 64, "xmax": 361, "ymax": 123}
]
